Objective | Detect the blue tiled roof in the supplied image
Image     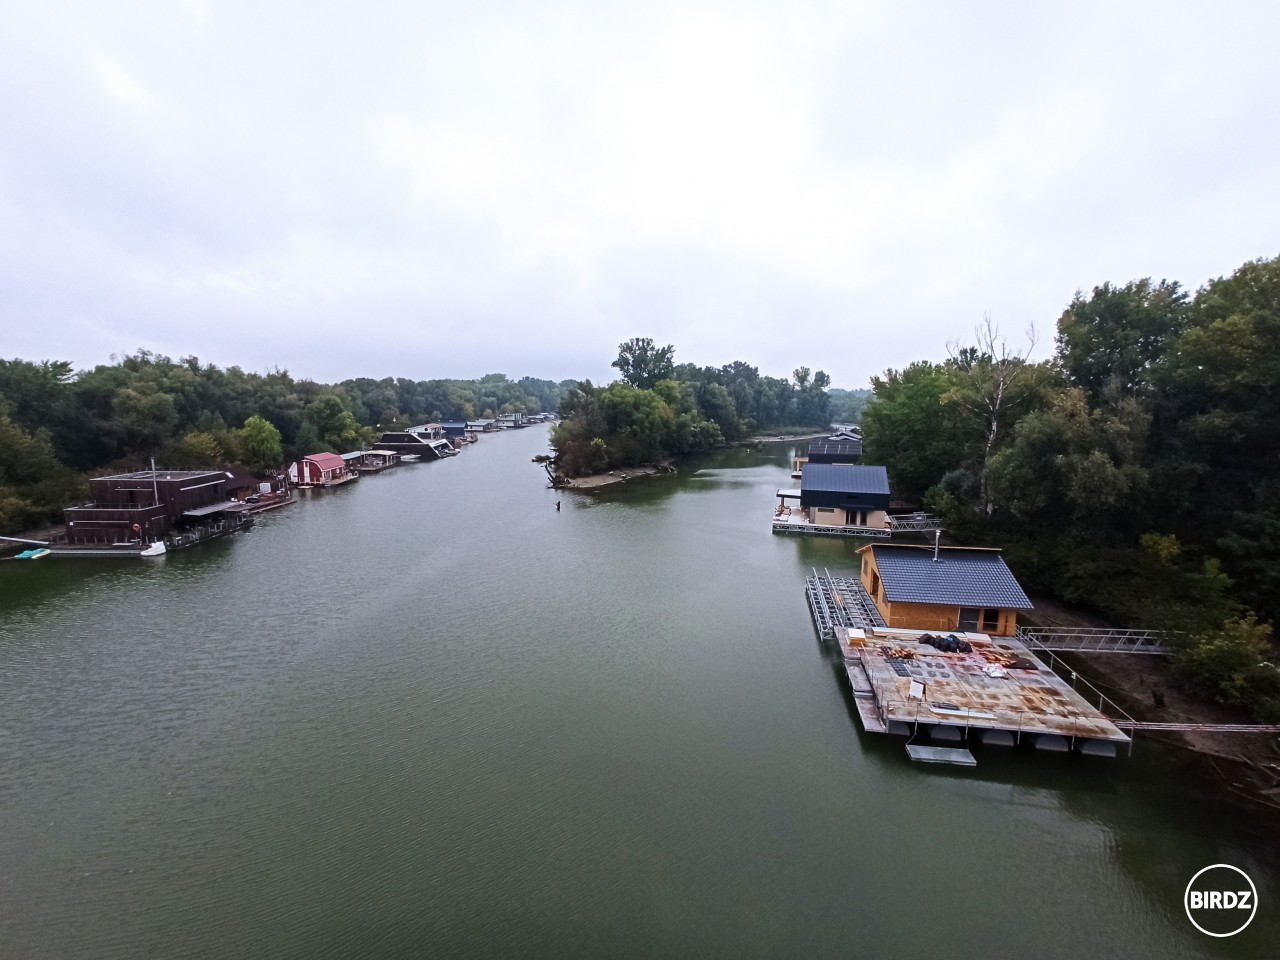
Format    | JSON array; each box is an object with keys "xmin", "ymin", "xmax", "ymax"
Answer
[
  {"xmin": 800, "ymin": 464, "xmax": 889, "ymax": 495},
  {"xmin": 870, "ymin": 545, "xmax": 1033, "ymax": 609}
]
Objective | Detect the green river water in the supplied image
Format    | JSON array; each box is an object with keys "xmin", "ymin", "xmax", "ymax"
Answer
[{"xmin": 0, "ymin": 426, "xmax": 1275, "ymax": 958}]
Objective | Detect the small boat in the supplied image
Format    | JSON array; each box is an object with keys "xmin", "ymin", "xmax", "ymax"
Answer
[
  {"xmin": 14, "ymin": 548, "xmax": 51, "ymax": 559},
  {"xmin": 140, "ymin": 541, "xmax": 167, "ymax": 557},
  {"xmin": 399, "ymin": 454, "xmax": 421, "ymax": 461}
]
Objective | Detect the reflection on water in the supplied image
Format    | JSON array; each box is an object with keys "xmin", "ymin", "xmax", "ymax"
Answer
[{"xmin": 0, "ymin": 428, "xmax": 1274, "ymax": 959}]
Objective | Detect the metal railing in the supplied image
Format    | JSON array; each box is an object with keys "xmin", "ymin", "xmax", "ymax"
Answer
[
  {"xmin": 805, "ymin": 568, "xmax": 886, "ymax": 638},
  {"xmin": 774, "ymin": 518, "xmax": 892, "ymax": 539},
  {"xmin": 886, "ymin": 513, "xmax": 943, "ymax": 533},
  {"xmin": 1016, "ymin": 625, "xmax": 1171, "ymax": 654}
]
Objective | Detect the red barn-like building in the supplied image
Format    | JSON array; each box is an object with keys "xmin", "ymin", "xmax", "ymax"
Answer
[{"xmin": 286, "ymin": 453, "xmax": 358, "ymax": 488}]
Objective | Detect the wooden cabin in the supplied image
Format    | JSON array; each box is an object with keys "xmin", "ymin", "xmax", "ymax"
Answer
[
  {"xmin": 858, "ymin": 544, "xmax": 1033, "ymax": 636},
  {"xmin": 286, "ymin": 452, "xmax": 358, "ymax": 487}
]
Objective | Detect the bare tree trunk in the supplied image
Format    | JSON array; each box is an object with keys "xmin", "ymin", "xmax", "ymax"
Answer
[{"xmin": 946, "ymin": 315, "xmax": 1038, "ymax": 515}]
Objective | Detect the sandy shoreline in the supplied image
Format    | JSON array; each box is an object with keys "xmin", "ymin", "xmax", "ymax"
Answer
[{"xmin": 556, "ymin": 463, "xmax": 671, "ymax": 489}]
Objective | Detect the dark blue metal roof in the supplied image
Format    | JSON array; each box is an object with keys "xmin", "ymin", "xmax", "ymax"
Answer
[
  {"xmin": 800, "ymin": 464, "xmax": 889, "ymax": 496},
  {"xmin": 869, "ymin": 545, "xmax": 1033, "ymax": 609}
]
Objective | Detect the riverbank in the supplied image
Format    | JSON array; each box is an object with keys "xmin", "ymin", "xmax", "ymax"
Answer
[
  {"xmin": 551, "ymin": 430, "xmax": 830, "ymax": 488},
  {"xmin": 1027, "ymin": 593, "xmax": 1280, "ymax": 820},
  {"xmin": 744, "ymin": 431, "xmax": 828, "ymax": 444}
]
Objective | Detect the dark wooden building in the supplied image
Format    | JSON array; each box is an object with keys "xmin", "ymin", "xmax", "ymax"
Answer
[{"xmin": 64, "ymin": 469, "xmax": 232, "ymax": 545}]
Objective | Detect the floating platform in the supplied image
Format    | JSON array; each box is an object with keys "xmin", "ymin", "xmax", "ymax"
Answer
[
  {"xmin": 809, "ymin": 571, "xmax": 1131, "ymax": 761},
  {"xmin": 906, "ymin": 745, "xmax": 977, "ymax": 766}
]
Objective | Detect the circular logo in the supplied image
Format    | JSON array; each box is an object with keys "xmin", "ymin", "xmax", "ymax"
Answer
[{"xmin": 1184, "ymin": 863, "xmax": 1258, "ymax": 937}]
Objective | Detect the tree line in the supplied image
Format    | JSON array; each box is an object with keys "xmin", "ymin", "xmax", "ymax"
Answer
[
  {"xmin": 0, "ymin": 350, "xmax": 571, "ymax": 533},
  {"xmin": 549, "ymin": 338, "xmax": 835, "ymax": 477},
  {"xmin": 861, "ymin": 254, "xmax": 1280, "ymax": 719}
]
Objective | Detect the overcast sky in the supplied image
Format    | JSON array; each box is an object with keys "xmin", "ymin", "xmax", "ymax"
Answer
[{"xmin": 2, "ymin": 1, "xmax": 1277, "ymax": 389}]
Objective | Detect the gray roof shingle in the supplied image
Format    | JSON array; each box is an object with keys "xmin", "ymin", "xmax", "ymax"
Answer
[
  {"xmin": 800, "ymin": 463, "xmax": 889, "ymax": 495},
  {"xmin": 869, "ymin": 545, "xmax": 1033, "ymax": 609}
]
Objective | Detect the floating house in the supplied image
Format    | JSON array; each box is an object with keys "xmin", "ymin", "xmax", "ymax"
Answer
[
  {"xmin": 441, "ymin": 420, "xmax": 469, "ymax": 439},
  {"xmin": 341, "ymin": 450, "xmax": 400, "ymax": 473},
  {"xmin": 372, "ymin": 428, "xmax": 455, "ymax": 459},
  {"xmin": 286, "ymin": 452, "xmax": 359, "ymax": 488},
  {"xmin": 858, "ymin": 544, "xmax": 1032, "ymax": 636},
  {"xmin": 792, "ymin": 436, "xmax": 863, "ymax": 478},
  {"xmin": 467, "ymin": 419, "xmax": 502, "ymax": 433},
  {"xmin": 408, "ymin": 423, "xmax": 444, "ymax": 439},
  {"xmin": 62, "ymin": 468, "xmax": 251, "ymax": 549},
  {"xmin": 497, "ymin": 412, "xmax": 526, "ymax": 428},
  {"xmin": 774, "ymin": 464, "xmax": 891, "ymax": 537}
]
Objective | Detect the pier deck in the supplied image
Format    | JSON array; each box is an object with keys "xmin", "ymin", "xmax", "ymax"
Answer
[{"xmin": 854, "ymin": 630, "xmax": 1131, "ymax": 746}]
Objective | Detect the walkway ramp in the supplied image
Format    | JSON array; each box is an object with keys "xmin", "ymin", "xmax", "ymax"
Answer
[{"xmin": 1016, "ymin": 626, "xmax": 1170, "ymax": 655}]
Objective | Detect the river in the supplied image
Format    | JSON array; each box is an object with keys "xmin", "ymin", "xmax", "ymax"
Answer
[{"xmin": 0, "ymin": 426, "xmax": 1274, "ymax": 958}]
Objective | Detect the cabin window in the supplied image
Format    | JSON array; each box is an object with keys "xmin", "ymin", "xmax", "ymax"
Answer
[
  {"xmin": 982, "ymin": 608, "xmax": 1001, "ymax": 632},
  {"xmin": 870, "ymin": 569, "xmax": 880, "ymax": 597},
  {"xmin": 957, "ymin": 608, "xmax": 980, "ymax": 631}
]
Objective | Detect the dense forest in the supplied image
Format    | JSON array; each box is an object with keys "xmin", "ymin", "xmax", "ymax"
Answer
[
  {"xmin": 548, "ymin": 338, "xmax": 835, "ymax": 476},
  {"xmin": 0, "ymin": 352, "xmax": 573, "ymax": 532},
  {"xmin": 862, "ymin": 253, "xmax": 1280, "ymax": 719}
]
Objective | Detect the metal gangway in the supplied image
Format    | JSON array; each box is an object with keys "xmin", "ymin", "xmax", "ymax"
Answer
[
  {"xmin": 805, "ymin": 568, "xmax": 886, "ymax": 640},
  {"xmin": 1112, "ymin": 721, "xmax": 1280, "ymax": 733},
  {"xmin": 886, "ymin": 513, "xmax": 943, "ymax": 534},
  {"xmin": 1016, "ymin": 625, "xmax": 1171, "ymax": 655}
]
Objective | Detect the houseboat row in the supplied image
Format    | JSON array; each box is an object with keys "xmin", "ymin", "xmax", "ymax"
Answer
[{"xmin": 8, "ymin": 414, "xmax": 552, "ymax": 559}]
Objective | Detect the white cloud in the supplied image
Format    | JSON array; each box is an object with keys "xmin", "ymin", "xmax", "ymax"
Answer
[{"xmin": 1, "ymin": 0, "xmax": 1277, "ymax": 386}]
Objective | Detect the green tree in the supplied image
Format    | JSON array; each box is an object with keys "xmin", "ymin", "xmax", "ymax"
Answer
[
  {"xmin": 293, "ymin": 421, "xmax": 323, "ymax": 455},
  {"xmin": 238, "ymin": 415, "xmax": 284, "ymax": 470},
  {"xmin": 862, "ymin": 362, "xmax": 973, "ymax": 499},
  {"xmin": 1056, "ymin": 279, "xmax": 1187, "ymax": 401},
  {"xmin": 1156, "ymin": 254, "xmax": 1280, "ymax": 621},
  {"xmin": 301, "ymin": 396, "xmax": 361, "ymax": 452},
  {"xmin": 612, "ymin": 338, "xmax": 675, "ymax": 390},
  {"xmin": 169, "ymin": 432, "xmax": 225, "ymax": 468}
]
